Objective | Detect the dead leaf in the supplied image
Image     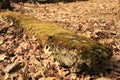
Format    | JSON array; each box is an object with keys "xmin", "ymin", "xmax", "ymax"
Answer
[
  {"xmin": 18, "ymin": 74, "xmax": 23, "ymax": 80},
  {"xmin": 0, "ymin": 54, "xmax": 6, "ymax": 61},
  {"xmin": 39, "ymin": 77, "xmax": 56, "ymax": 80},
  {"xmin": 0, "ymin": 36, "xmax": 4, "ymax": 45},
  {"xmin": 4, "ymin": 73, "xmax": 9, "ymax": 80},
  {"xmin": 30, "ymin": 55, "xmax": 41, "ymax": 65},
  {"xmin": 96, "ymin": 77, "xmax": 111, "ymax": 80}
]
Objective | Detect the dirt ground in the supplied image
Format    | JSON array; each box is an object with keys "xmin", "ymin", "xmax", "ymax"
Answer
[{"xmin": 0, "ymin": 0, "xmax": 120, "ymax": 79}]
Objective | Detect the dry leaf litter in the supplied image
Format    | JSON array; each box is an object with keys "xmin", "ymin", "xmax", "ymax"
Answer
[{"xmin": 0, "ymin": 0, "xmax": 120, "ymax": 79}]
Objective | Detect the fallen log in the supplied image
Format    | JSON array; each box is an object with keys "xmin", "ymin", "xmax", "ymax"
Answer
[{"xmin": 1, "ymin": 11, "xmax": 113, "ymax": 75}]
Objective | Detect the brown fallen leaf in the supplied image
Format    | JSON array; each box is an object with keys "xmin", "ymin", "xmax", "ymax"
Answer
[
  {"xmin": 96, "ymin": 77, "xmax": 112, "ymax": 80},
  {"xmin": 39, "ymin": 77, "xmax": 56, "ymax": 80},
  {"xmin": 4, "ymin": 73, "xmax": 9, "ymax": 80},
  {"xmin": 0, "ymin": 53, "xmax": 6, "ymax": 61},
  {"xmin": 0, "ymin": 36, "xmax": 4, "ymax": 45},
  {"xmin": 18, "ymin": 74, "xmax": 24, "ymax": 80},
  {"xmin": 30, "ymin": 55, "xmax": 41, "ymax": 65}
]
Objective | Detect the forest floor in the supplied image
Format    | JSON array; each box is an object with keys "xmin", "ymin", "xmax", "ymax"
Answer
[{"xmin": 0, "ymin": 0, "xmax": 120, "ymax": 79}]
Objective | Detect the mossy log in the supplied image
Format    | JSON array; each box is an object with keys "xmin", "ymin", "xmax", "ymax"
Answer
[{"xmin": 1, "ymin": 11, "xmax": 113, "ymax": 74}]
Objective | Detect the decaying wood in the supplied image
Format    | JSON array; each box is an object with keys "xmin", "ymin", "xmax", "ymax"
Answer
[{"xmin": 1, "ymin": 11, "xmax": 113, "ymax": 74}]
